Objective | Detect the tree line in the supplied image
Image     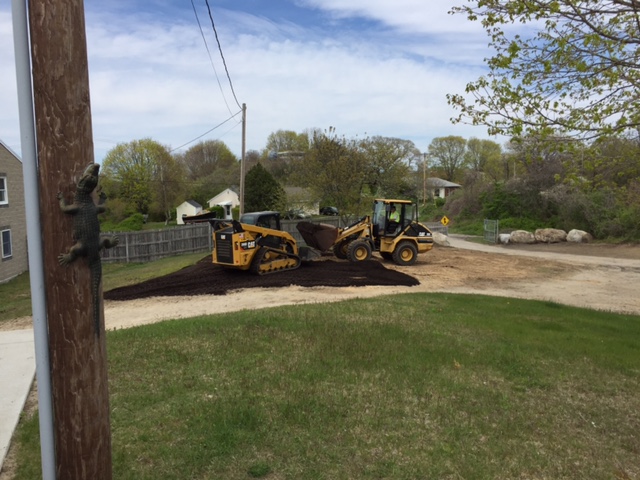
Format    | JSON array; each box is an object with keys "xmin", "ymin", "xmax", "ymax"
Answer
[{"xmin": 98, "ymin": 128, "xmax": 640, "ymax": 240}]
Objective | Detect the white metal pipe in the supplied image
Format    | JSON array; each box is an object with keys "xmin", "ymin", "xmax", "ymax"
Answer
[{"xmin": 11, "ymin": 0, "xmax": 56, "ymax": 478}]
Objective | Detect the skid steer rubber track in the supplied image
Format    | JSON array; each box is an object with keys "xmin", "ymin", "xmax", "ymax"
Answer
[{"xmin": 250, "ymin": 246, "xmax": 301, "ymax": 275}]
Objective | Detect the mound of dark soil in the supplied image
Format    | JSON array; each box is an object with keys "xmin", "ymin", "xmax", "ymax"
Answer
[{"xmin": 105, "ymin": 258, "xmax": 419, "ymax": 301}]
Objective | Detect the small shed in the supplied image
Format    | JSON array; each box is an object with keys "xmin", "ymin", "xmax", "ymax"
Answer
[{"xmin": 176, "ymin": 200, "xmax": 202, "ymax": 225}]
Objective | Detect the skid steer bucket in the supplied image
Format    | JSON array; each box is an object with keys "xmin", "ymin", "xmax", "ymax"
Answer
[{"xmin": 297, "ymin": 221, "xmax": 339, "ymax": 252}]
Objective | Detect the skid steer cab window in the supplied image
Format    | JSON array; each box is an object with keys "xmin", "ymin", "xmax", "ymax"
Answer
[{"xmin": 240, "ymin": 212, "xmax": 281, "ymax": 230}]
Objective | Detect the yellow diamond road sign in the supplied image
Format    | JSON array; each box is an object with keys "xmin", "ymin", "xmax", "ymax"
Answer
[{"xmin": 440, "ymin": 216, "xmax": 450, "ymax": 226}]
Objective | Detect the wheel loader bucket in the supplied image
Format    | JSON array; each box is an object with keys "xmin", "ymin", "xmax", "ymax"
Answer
[
  {"xmin": 297, "ymin": 221, "xmax": 339, "ymax": 252},
  {"xmin": 298, "ymin": 245, "xmax": 323, "ymax": 262}
]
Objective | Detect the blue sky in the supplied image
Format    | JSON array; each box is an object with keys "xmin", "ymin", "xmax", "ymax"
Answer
[{"xmin": 1, "ymin": 0, "xmax": 498, "ymax": 161}]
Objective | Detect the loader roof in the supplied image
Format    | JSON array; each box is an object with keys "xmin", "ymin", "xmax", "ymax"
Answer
[{"xmin": 374, "ymin": 199, "xmax": 413, "ymax": 205}]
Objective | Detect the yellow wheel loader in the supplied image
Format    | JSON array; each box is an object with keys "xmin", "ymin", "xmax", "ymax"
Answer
[
  {"xmin": 298, "ymin": 199, "xmax": 434, "ymax": 266},
  {"xmin": 209, "ymin": 211, "xmax": 322, "ymax": 275}
]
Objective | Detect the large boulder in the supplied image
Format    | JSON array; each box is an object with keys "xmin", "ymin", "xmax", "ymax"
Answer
[
  {"xmin": 534, "ymin": 228, "xmax": 567, "ymax": 243},
  {"xmin": 432, "ymin": 231, "xmax": 450, "ymax": 247},
  {"xmin": 509, "ymin": 230, "xmax": 536, "ymax": 244},
  {"xmin": 567, "ymin": 229, "xmax": 593, "ymax": 243},
  {"xmin": 498, "ymin": 233, "xmax": 511, "ymax": 244}
]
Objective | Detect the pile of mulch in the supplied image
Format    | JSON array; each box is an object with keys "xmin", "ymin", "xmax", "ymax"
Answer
[{"xmin": 105, "ymin": 257, "xmax": 419, "ymax": 301}]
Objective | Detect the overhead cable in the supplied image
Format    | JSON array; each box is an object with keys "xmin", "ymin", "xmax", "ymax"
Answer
[
  {"xmin": 204, "ymin": 0, "xmax": 242, "ymax": 109},
  {"xmin": 190, "ymin": 0, "xmax": 233, "ymax": 115},
  {"xmin": 170, "ymin": 110, "xmax": 242, "ymax": 152}
]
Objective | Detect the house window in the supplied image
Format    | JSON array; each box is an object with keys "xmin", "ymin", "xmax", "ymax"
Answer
[
  {"xmin": 1, "ymin": 229, "xmax": 11, "ymax": 258},
  {"xmin": 0, "ymin": 176, "xmax": 7, "ymax": 205}
]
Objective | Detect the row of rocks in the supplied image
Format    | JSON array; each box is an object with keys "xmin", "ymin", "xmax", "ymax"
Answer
[{"xmin": 499, "ymin": 228, "xmax": 593, "ymax": 245}]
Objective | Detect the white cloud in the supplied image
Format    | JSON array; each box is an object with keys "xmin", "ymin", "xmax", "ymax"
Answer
[
  {"xmin": 298, "ymin": 0, "xmax": 482, "ymax": 35},
  {"xmin": 1, "ymin": 1, "xmax": 498, "ymax": 163}
]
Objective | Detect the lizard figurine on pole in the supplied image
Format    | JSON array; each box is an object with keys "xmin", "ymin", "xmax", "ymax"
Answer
[{"xmin": 58, "ymin": 163, "xmax": 119, "ymax": 336}]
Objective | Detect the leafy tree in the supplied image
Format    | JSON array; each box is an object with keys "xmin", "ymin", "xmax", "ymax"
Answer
[
  {"xmin": 261, "ymin": 130, "xmax": 311, "ymax": 183},
  {"xmin": 244, "ymin": 150, "xmax": 261, "ymax": 173},
  {"xmin": 295, "ymin": 128, "xmax": 370, "ymax": 216},
  {"xmin": 102, "ymin": 138, "xmax": 172, "ymax": 216},
  {"xmin": 180, "ymin": 140, "xmax": 237, "ymax": 180},
  {"xmin": 504, "ymin": 136, "xmax": 567, "ymax": 188},
  {"xmin": 464, "ymin": 138, "xmax": 502, "ymax": 173},
  {"xmin": 582, "ymin": 136, "xmax": 640, "ymax": 189},
  {"xmin": 175, "ymin": 140, "xmax": 240, "ymax": 207},
  {"xmin": 360, "ymin": 136, "xmax": 418, "ymax": 198},
  {"xmin": 263, "ymin": 129, "xmax": 310, "ymax": 158},
  {"xmin": 243, "ymin": 163, "xmax": 286, "ymax": 213},
  {"xmin": 448, "ymin": 1, "xmax": 640, "ymax": 141},
  {"xmin": 427, "ymin": 136, "xmax": 468, "ymax": 182},
  {"xmin": 151, "ymin": 153, "xmax": 187, "ymax": 224}
]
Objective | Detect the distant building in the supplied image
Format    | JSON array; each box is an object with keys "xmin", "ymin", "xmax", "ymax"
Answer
[
  {"xmin": 176, "ymin": 200, "xmax": 202, "ymax": 225},
  {"xmin": 0, "ymin": 139, "xmax": 28, "ymax": 283},
  {"xmin": 207, "ymin": 188, "xmax": 239, "ymax": 220},
  {"xmin": 427, "ymin": 178, "xmax": 462, "ymax": 199}
]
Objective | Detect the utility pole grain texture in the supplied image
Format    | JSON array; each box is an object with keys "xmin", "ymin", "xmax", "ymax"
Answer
[{"xmin": 28, "ymin": 0, "xmax": 113, "ymax": 478}]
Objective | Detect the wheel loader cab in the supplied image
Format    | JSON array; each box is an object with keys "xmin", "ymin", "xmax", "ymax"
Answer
[{"xmin": 373, "ymin": 200, "xmax": 415, "ymax": 237}]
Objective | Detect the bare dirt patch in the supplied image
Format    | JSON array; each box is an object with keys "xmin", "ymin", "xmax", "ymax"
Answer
[
  {"xmin": 99, "ymin": 240, "xmax": 640, "ymax": 331},
  {"xmin": 4, "ymin": 241, "xmax": 640, "ymax": 333},
  {"xmin": 497, "ymin": 240, "xmax": 640, "ymax": 260}
]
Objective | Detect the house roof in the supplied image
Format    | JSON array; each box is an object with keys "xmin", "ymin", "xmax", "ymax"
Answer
[
  {"xmin": 0, "ymin": 138, "xmax": 22, "ymax": 163},
  {"xmin": 207, "ymin": 188, "xmax": 239, "ymax": 204},
  {"xmin": 427, "ymin": 177, "xmax": 461, "ymax": 188},
  {"xmin": 183, "ymin": 200, "xmax": 202, "ymax": 208}
]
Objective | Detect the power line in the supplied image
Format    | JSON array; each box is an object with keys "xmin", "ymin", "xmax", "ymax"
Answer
[
  {"xmin": 203, "ymin": 0, "xmax": 242, "ymax": 109},
  {"xmin": 190, "ymin": 0, "xmax": 233, "ymax": 116},
  {"xmin": 169, "ymin": 110, "xmax": 242, "ymax": 152}
]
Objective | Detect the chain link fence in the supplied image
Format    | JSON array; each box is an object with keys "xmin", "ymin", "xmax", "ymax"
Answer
[{"xmin": 483, "ymin": 219, "xmax": 499, "ymax": 244}]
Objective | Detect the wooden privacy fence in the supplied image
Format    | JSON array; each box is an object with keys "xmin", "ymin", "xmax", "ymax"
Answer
[
  {"xmin": 101, "ymin": 219, "xmax": 449, "ymax": 263},
  {"xmin": 101, "ymin": 224, "xmax": 212, "ymax": 263}
]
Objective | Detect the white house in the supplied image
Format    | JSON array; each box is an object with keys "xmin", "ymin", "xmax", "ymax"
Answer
[
  {"xmin": 207, "ymin": 188, "xmax": 239, "ymax": 220},
  {"xmin": 176, "ymin": 200, "xmax": 202, "ymax": 225},
  {"xmin": 427, "ymin": 178, "xmax": 462, "ymax": 199}
]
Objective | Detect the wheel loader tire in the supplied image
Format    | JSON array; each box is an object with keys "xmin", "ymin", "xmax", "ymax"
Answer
[
  {"xmin": 347, "ymin": 239, "xmax": 372, "ymax": 262},
  {"xmin": 334, "ymin": 240, "xmax": 350, "ymax": 259},
  {"xmin": 392, "ymin": 241, "xmax": 418, "ymax": 266}
]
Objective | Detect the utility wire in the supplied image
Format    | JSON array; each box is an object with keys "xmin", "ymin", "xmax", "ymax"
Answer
[
  {"xmin": 170, "ymin": 110, "xmax": 242, "ymax": 152},
  {"xmin": 190, "ymin": 0, "xmax": 233, "ymax": 115},
  {"xmin": 204, "ymin": 0, "xmax": 242, "ymax": 109}
]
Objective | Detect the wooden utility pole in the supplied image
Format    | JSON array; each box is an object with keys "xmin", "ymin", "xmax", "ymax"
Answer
[
  {"xmin": 28, "ymin": 0, "xmax": 112, "ymax": 478},
  {"xmin": 422, "ymin": 153, "xmax": 427, "ymax": 205},
  {"xmin": 239, "ymin": 103, "xmax": 247, "ymax": 215}
]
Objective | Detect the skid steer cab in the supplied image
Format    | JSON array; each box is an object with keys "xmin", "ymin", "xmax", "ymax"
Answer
[
  {"xmin": 209, "ymin": 211, "xmax": 319, "ymax": 275},
  {"xmin": 298, "ymin": 199, "xmax": 434, "ymax": 266}
]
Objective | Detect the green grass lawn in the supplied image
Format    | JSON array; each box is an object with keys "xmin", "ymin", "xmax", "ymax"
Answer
[
  {"xmin": 0, "ymin": 252, "xmax": 208, "ymax": 323},
  {"xmin": 11, "ymin": 294, "xmax": 640, "ymax": 479}
]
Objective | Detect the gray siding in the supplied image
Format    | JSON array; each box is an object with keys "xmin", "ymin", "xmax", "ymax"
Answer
[{"xmin": 0, "ymin": 141, "xmax": 28, "ymax": 283}]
